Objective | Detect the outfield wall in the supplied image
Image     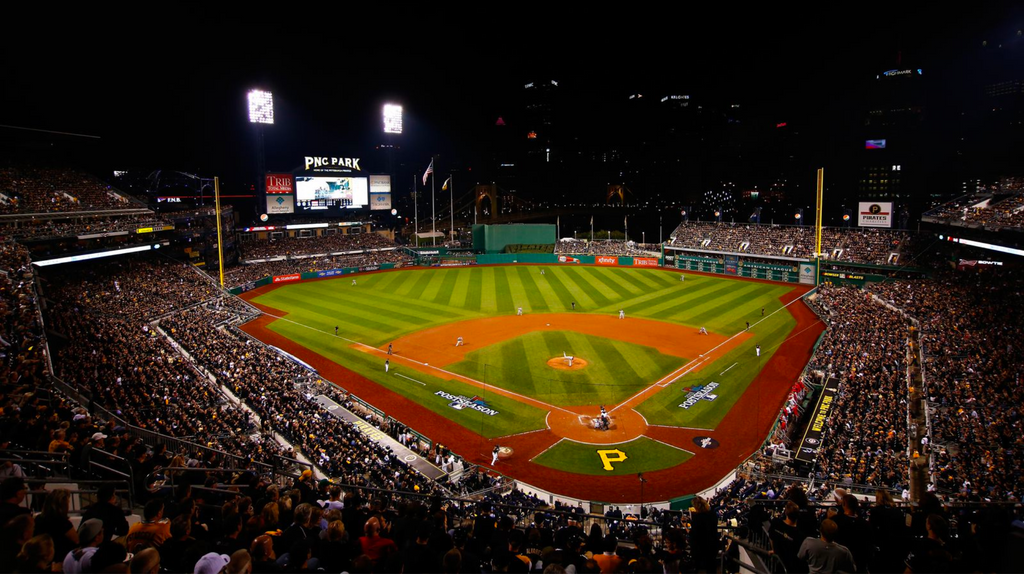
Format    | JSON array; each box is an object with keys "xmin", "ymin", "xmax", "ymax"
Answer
[{"xmin": 472, "ymin": 224, "xmax": 556, "ymax": 253}]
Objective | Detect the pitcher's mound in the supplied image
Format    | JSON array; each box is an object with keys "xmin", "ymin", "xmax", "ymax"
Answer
[{"xmin": 547, "ymin": 357, "xmax": 588, "ymax": 371}]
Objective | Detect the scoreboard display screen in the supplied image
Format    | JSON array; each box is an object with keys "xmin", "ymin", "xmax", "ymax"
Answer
[{"xmin": 295, "ymin": 176, "xmax": 368, "ymax": 209}]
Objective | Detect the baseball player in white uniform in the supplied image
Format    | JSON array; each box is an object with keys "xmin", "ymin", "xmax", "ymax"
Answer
[
  {"xmin": 619, "ymin": 309, "xmax": 625, "ymax": 320},
  {"xmin": 456, "ymin": 336, "xmax": 464, "ymax": 347},
  {"xmin": 517, "ymin": 307, "xmax": 523, "ymax": 316},
  {"xmin": 564, "ymin": 352, "xmax": 574, "ymax": 367}
]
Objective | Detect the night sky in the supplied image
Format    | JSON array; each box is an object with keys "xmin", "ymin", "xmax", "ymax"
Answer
[{"xmin": 3, "ymin": 7, "xmax": 1022, "ymax": 197}]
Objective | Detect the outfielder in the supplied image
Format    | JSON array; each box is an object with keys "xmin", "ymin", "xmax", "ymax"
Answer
[
  {"xmin": 352, "ymin": 278, "xmax": 357, "ymax": 286},
  {"xmin": 385, "ymin": 359, "xmax": 390, "ymax": 373}
]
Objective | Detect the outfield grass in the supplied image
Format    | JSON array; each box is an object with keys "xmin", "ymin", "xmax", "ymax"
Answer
[
  {"xmin": 252, "ymin": 265, "xmax": 799, "ymax": 434},
  {"xmin": 532, "ymin": 437, "xmax": 693, "ymax": 476},
  {"xmin": 446, "ymin": 331, "xmax": 686, "ymax": 406}
]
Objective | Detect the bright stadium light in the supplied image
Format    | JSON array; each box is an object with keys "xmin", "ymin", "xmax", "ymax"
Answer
[
  {"xmin": 248, "ymin": 90, "xmax": 274, "ymax": 124},
  {"xmin": 383, "ymin": 103, "xmax": 403, "ymax": 134}
]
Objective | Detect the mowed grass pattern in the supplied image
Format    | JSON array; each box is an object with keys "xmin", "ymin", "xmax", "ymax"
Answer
[
  {"xmin": 447, "ymin": 331, "xmax": 686, "ymax": 406},
  {"xmin": 252, "ymin": 266, "xmax": 799, "ymax": 432},
  {"xmin": 533, "ymin": 437, "xmax": 693, "ymax": 477}
]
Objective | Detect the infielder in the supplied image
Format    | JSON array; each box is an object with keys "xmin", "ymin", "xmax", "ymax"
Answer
[
  {"xmin": 385, "ymin": 359, "xmax": 390, "ymax": 373},
  {"xmin": 517, "ymin": 307, "xmax": 523, "ymax": 316},
  {"xmin": 699, "ymin": 327, "xmax": 708, "ymax": 335},
  {"xmin": 456, "ymin": 336, "xmax": 464, "ymax": 347},
  {"xmin": 387, "ymin": 343, "xmax": 393, "ymax": 355},
  {"xmin": 619, "ymin": 309, "xmax": 625, "ymax": 320},
  {"xmin": 563, "ymin": 352, "xmax": 574, "ymax": 367}
]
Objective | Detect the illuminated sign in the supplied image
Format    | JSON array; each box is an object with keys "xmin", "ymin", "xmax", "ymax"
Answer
[
  {"xmin": 858, "ymin": 202, "xmax": 893, "ymax": 228},
  {"xmin": 661, "ymin": 95, "xmax": 690, "ymax": 102},
  {"xmin": 865, "ymin": 139, "xmax": 886, "ymax": 149},
  {"xmin": 776, "ymin": 122, "xmax": 787, "ymax": 128},
  {"xmin": 265, "ymin": 173, "xmax": 294, "ymax": 194},
  {"xmin": 286, "ymin": 223, "xmax": 329, "ymax": 230},
  {"xmin": 267, "ymin": 193, "xmax": 294, "ymax": 215},
  {"xmin": 33, "ymin": 243, "xmax": 167, "ymax": 267},
  {"xmin": 303, "ymin": 156, "xmax": 362, "ymax": 171},
  {"xmin": 369, "ymin": 175, "xmax": 391, "ymax": 194},
  {"xmin": 881, "ymin": 69, "xmax": 922, "ymax": 78},
  {"xmin": 945, "ymin": 236, "xmax": 1024, "ymax": 257}
]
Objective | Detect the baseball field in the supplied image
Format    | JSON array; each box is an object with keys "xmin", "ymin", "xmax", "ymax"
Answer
[{"xmin": 241, "ymin": 264, "xmax": 823, "ymax": 502}]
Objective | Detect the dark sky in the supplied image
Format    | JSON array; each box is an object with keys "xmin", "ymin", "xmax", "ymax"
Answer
[{"xmin": 3, "ymin": 6, "xmax": 1022, "ymax": 190}]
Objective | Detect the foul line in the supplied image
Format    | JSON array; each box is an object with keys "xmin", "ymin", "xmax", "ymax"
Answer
[
  {"xmin": 644, "ymin": 435, "xmax": 696, "ymax": 456},
  {"xmin": 256, "ymin": 310, "xmax": 575, "ymax": 415},
  {"xmin": 496, "ymin": 428, "xmax": 548, "ymax": 440},
  {"xmin": 610, "ymin": 293, "xmax": 812, "ymax": 414},
  {"xmin": 720, "ymin": 362, "xmax": 739, "ymax": 375},
  {"xmin": 648, "ymin": 424, "xmax": 714, "ymax": 431},
  {"xmin": 529, "ymin": 438, "xmax": 566, "ymax": 462},
  {"xmin": 394, "ymin": 372, "xmax": 426, "ymax": 386}
]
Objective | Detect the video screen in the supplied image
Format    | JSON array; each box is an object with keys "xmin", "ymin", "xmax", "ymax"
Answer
[{"xmin": 295, "ymin": 176, "xmax": 368, "ymax": 209}]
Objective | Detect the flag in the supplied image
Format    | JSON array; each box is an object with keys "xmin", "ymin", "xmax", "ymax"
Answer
[
  {"xmin": 441, "ymin": 177, "xmax": 450, "ymax": 191},
  {"xmin": 422, "ymin": 160, "xmax": 434, "ymax": 185}
]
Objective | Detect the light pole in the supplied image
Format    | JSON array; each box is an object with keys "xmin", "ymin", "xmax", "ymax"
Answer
[{"xmin": 248, "ymin": 89, "xmax": 273, "ymax": 218}]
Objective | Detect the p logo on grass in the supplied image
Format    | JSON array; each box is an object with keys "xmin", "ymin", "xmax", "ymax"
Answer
[{"xmin": 597, "ymin": 449, "xmax": 628, "ymax": 471}]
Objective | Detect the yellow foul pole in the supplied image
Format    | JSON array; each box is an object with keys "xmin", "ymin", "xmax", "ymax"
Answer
[
  {"xmin": 215, "ymin": 176, "xmax": 225, "ymax": 288},
  {"xmin": 815, "ymin": 168, "xmax": 824, "ymax": 285}
]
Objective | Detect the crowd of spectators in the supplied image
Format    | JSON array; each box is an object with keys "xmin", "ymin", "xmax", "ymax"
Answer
[
  {"xmin": 872, "ymin": 270, "xmax": 1024, "ymax": 501},
  {"xmin": 0, "ymin": 242, "xmax": 47, "ymax": 389},
  {"xmin": 803, "ymin": 284, "xmax": 911, "ymax": 491},
  {"xmin": 924, "ymin": 189, "xmax": 1024, "ymax": 231},
  {"xmin": 239, "ymin": 233, "xmax": 397, "ymax": 261},
  {"xmin": 554, "ymin": 240, "xmax": 651, "ymax": 257},
  {"xmin": 0, "ymin": 215, "xmax": 168, "ymax": 241},
  {"xmin": 223, "ymin": 250, "xmax": 414, "ymax": 288},
  {"xmin": 0, "ymin": 166, "xmax": 142, "ymax": 215},
  {"xmin": 666, "ymin": 222, "xmax": 907, "ymax": 265}
]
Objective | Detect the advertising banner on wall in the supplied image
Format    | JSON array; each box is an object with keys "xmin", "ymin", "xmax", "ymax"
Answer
[
  {"xmin": 596, "ymin": 256, "xmax": 618, "ymax": 266},
  {"xmin": 369, "ymin": 175, "xmax": 391, "ymax": 193},
  {"xmin": 632, "ymin": 257, "xmax": 659, "ymax": 267},
  {"xmin": 858, "ymin": 202, "xmax": 893, "ymax": 228},
  {"xmin": 267, "ymin": 193, "xmax": 295, "ymax": 214},
  {"xmin": 795, "ymin": 376, "xmax": 840, "ymax": 463},
  {"xmin": 265, "ymin": 173, "xmax": 294, "ymax": 194},
  {"xmin": 369, "ymin": 192, "xmax": 392, "ymax": 210}
]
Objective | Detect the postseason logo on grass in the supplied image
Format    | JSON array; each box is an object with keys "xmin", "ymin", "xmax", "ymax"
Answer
[
  {"xmin": 678, "ymin": 382, "xmax": 720, "ymax": 409},
  {"xmin": 435, "ymin": 391, "xmax": 499, "ymax": 416}
]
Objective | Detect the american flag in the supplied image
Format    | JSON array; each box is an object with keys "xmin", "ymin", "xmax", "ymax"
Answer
[{"xmin": 422, "ymin": 159, "xmax": 434, "ymax": 185}]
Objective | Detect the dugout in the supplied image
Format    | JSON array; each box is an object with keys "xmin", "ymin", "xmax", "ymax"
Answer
[{"xmin": 472, "ymin": 223, "xmax": 556, "ymax": 254}]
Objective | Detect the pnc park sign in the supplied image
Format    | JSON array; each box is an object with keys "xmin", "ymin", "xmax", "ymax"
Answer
[{"xmin": 303, "ymin": 156, "xmax": 362, "ymax": 171}]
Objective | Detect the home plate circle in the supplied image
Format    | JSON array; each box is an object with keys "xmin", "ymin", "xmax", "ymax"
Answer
[
  {"xmin": 497, "ymin": 446, "xmax": 514, "ymax": 460},
  {"xmin": 403, "ymin": 455, "xmax": 416, "ymax": 462}
]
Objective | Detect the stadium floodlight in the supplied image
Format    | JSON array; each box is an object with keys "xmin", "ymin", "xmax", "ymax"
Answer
[
  {"xmin": 248, "ymin": 90, "xmax": 274, "ymax": 124},
  {"xmin": 383, "ymin": 103, "xmax": 403, "ymax": 134}
]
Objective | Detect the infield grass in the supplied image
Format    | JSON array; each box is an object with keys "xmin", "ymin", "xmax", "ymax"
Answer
[
  {"xmin": 532, "ymin": 437, "xmax": 694, "ymax": 476},
  {"xmin": 251, "ymin": 265, "xmax": 801, "ymax": 435},
  {"xmin": 446, "ymin": 331, "xmax": 686, "ymax": 406}
]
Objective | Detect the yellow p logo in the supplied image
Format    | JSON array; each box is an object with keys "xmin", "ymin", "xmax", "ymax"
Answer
[{"xmin": 597, "ymin": 449, "xmax": 628, "ymax": 471}]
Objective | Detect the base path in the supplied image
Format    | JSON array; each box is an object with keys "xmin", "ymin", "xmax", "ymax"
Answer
[
  {"xmin": 241, "ymin": 271, "xmax": 823, "ymax": 502},
  {"xmin": 384, "ymin": 313, "xmax": 735, "ymax": 368}
]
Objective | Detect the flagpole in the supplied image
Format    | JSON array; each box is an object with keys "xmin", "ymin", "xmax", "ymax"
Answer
[
  {"xmin": 431, "ymin": 156, "xmax": 437, "ymax": 247},
  {"xmin": 557, "ymin": 215, "xmax": 560, "ymax": 239},
  {"xmin": 590, "ymin": 215, "xmax": 594, "ymax": 242},
  {"xmin": 450, "ymin": 173, "xmax": 454, "ymax": 244},
  {"xmin": 624, "ymin": 215, "xmax": 628, "ymax": 243}
]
